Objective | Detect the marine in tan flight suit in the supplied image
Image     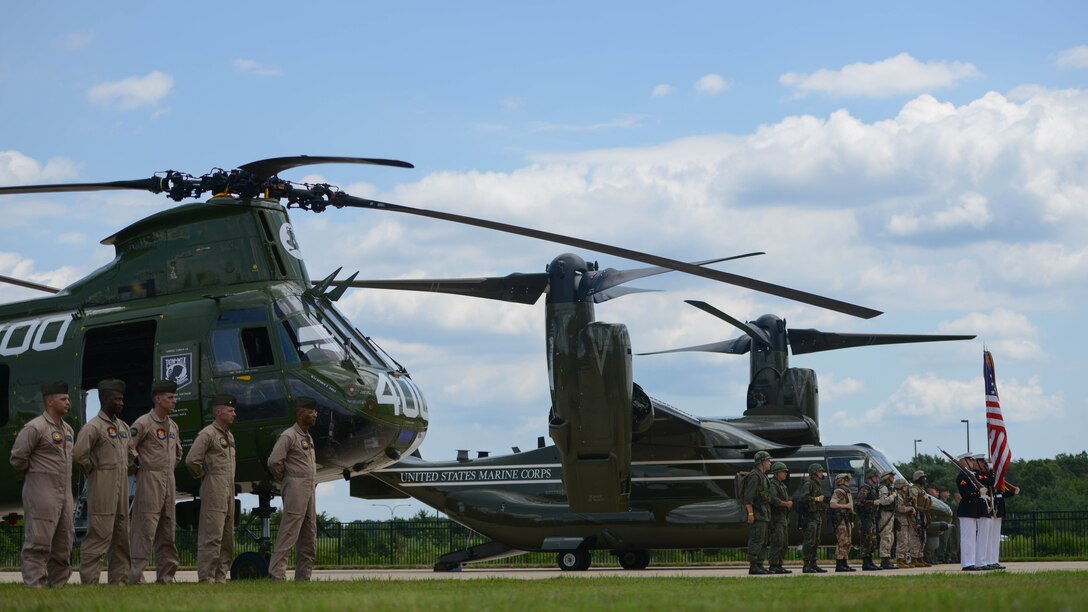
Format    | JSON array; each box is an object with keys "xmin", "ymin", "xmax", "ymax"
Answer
[
  {"xmin": 128, "ymin": 379, "xmax": 183, "ymax": 584},
  {"xmin": 185, "ymin": 393, "xmax": 237, "ymax": 583},
  {"xmin": 9, "ymin": 381, "xmax": 75, "ymax": 588},
  {"xmin": 267, "ymin": 397, "xmax": 318, "ymax": 581},
  {"xmin": 73, "ymin": 379, "xmax": 136, "ymax": 585}
]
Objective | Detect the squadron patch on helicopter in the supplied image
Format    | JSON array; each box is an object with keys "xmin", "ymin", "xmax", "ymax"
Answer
[
  {"xmin": 161, "ymin": 353, "xmax": 192, "ymax": 389},
  {"xmin": 279, "ymin": 223, "xmax": 302, "ymax": 259}
]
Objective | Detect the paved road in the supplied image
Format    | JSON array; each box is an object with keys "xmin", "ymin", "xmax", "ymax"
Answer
[{"xmin": 2, "ymin": 562, "xmax": 1086, "ymax": 583}]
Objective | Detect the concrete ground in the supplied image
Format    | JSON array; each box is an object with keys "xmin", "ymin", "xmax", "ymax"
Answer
[{"xmin": 1, "ymin": 561, "xmax": 1086, "ymax": 583}]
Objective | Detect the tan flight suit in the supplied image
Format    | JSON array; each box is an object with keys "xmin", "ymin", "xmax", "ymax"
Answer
[
  {"xmin": 267, "ymin": 425, "xmax": 317, "ymax": 581},
  {"xmin": 9, "ymin": 413, "xmax": 75, "ymax": 588},
  {"xmin": 185, "ymin": 424, "xmax": 236, "ymax": 583},
  {"xmin": 73, "ymin": 412, "xmax": 135, "ymax": 585},
  {"xmin": 128, "ymin": 411, "xmax": 182, "ymax": 584}
]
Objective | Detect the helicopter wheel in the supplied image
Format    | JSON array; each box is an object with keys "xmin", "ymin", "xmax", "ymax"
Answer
[
  {"xmin": 556, "ymin": 550, "xmax": 591, "ymax": 571},
  {"xmin": 617, "ymin": 549, "xmax": 651, "ymax": 570},
  {"xmin": 230, "ymin": 551, "xmax": 270, "ymax": 580}
]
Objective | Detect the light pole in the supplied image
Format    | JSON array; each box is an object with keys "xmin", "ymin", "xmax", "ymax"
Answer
[
  {"xmin": 913, "ymin": 439, "xmax": 922, "ymax": 459},
  {"xmin": 961, "ymin": 419, "xmax": 970, "ymax": 453},
  {"xmin": 372, "ymin": 503, "xmax": 411, "ymax": 520}
]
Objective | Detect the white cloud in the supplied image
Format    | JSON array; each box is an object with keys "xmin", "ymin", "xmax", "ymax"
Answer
[
  {"xmin": 819, "ymin": 375, "xmax": 865, "ymax": 403},
  {"xmin": 233, "ymin": 58, "xmax": 282, "ymax": 76},
  {"xmin": 780, "ymin": 52, "xmax": 982, "ymax": 98},
  {"xmin": 500, "ymin": 96, "xmax": 525, "ymax": 111},
  {"xmin": 694, "ymin": 73, "xmax": 728, "ymax": 95},
  {"xmin": 886, "ymin": 192, "xmax": 992, "ymax": 235},
  {"xmin": 938, "ymin": 309, "xmax": 1041, "ymax": 360},
  {"xmin": 0, "ymin": 151, "xmax": 79, "ymax": 185},
  {"xmin": 63, "ymin": 30, "xmax": 94, "ymax": 50},
  {"xmin": 528, "ymin": 114, "xmax": 650, "ymax": 133},
  {"xmin": 1055, "ymin": 45, "xmax": 1088, "ymax": 69},
  {"xmin": 869, "ymin": 374, "xmax": 1062, "ymax": 425},
  {"xmin": 651, "ymin": 84, "xmax": 674, "ymax": 98},
  {"xmin": 87, "ymin": 71, "xmax": 174, "ymax": 110}
]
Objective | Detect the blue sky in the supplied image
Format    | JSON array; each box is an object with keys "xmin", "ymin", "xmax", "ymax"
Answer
[{"xmin": 3, "ymin": 2, "xmax": 1087, "ymax": 521}]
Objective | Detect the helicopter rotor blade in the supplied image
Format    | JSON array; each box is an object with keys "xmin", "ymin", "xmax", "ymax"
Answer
[
  {"xmin": 638, "ymin": 336, "xmax": 752, "ymax": 356},
  {"xmin": 787, "ymin": 329, "xmax": 976, "ymax": 355},
  {"xmin": 329, "ymin": 273, "xmax": 550, "ymax": 305},
  {"xmin": 238, "ymin": 156, "xmax": 413, "ymax": 181},
  {"xmin": 0, "ymin": 274, "xmax": 60, "ymax": 294},
  {"xmin": 684, "ymin": 300, "xmax": 772, "ymax": 349},
  {"xmin": 329, "ymin": 193, "xmax": 882, "ymax": 319},
  {"xmin": 0, "ymin": 178, "xmax": 165, "ymax": 196},
  {"xmin": 587, "ymin": 251, "xmax": 765, "ymax": 296}
]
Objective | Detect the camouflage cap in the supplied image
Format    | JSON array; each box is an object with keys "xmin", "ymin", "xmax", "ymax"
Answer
[
  {"xmin": 41, "ymin": 381, "xmax": 69, "ymax": 396},
  {"xmin": 893, "ymin": 478, "xmax": 908, "ymax": 488},
  {"xmin": 771, "ymin": 462, "xmax": 788, "ymax": 474},
  {"xmin": 913, "ymin": 470, "xmax": 927, "ymax": 481},
  {"xmin": 881, "ymin": 470, "xmax": 895, "ymax": 479},
  {"xmin": 808, "ymin": 463, "xmax": 825, "ymax": 475},
  {"xmin": 865, "ymin": 468, "xmax": 880, "ymax": 478},
  {"xmin": 835, "ymin": 472, "xmax": 852, "ymax": 483},
  {"xmin": 98, "ymin": 379, "xmax": 126, "ymax": 394},
  {"xmin": 753, "ymin": 450, "xmax": 772, "ymax": 463},
  {"xmin": 151, "ymin": 379, "xmax": 178, "ymax": 395}
]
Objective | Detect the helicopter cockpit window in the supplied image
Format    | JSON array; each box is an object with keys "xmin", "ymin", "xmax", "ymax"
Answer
[
  {"xmin": 315, "ymin": 303, "xmax": 389, "ymax": 368},
  {"xmin": 212, "ymin": 329, "xmax": 245, "ymax": 372},
  {"xmin": 240, "ymin": 327, "xmax": 275, "ymax": 368},
  {"xmin": 281, "ymin": 313, "xmax": 348, "ymax": 364},
  {"xmin": 273, "ymin": 296, "xmax": 304, "ymax": 319}
]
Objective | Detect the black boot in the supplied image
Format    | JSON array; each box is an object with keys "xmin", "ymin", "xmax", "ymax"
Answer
[
  {"xmin": 813, "ymin": 562, "xmax": 828, "ymax": 573},
  {"xmin": 837, "ymin": 559, "xmax": 856, "ymax": 573},
  {"xmin": 748, "ymin": 562, "xmax": 769, "ymax": 575},
  {"xmin": 880, "ymin": 557, "xmax": 898, "ymax": 570},
  {"xmin": 802, "ymin": 562, "xmax": 818, "ymax": 574},
  {"xmin": 862, "ymin": 557, "xmax": 882, "ymax": 571},
  {"xmin": 770, "ymin": 565, "xmax": 793, "ymax": 574}
]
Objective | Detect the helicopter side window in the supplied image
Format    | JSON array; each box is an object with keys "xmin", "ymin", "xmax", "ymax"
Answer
[
  {"xmin": 240, "ymin": 327, "xmax": 275, "ymax": 368},
  {"xmin": 211, "ymin": 329, "xmax": 245, "ymax": 373},
  {"xmin": 315, "ymin": 303, "xmax": 385, "ymax": 367},
  {"xmin": 827, "ymin": 456, "xmax": 866, "ymax": 493},
  {"xmin": 212, "ymin": 327, "xmax": 276, "ymax": 372}
]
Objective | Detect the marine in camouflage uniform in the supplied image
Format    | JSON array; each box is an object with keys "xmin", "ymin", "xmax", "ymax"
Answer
[
  {"xmin": 893, "ymin": 478, "xmax": 916, "ymax": 566},
  {"xmin": 905, "ymin": 470, "xmax": 933, "ymax": 567},
  {"xmin": 72, "ymin": 379, "xmax": 135, "ymax": 585},
  {"xmin": 800, "ymin": 463, "xmax": 828, "ymax": 573},
  {"xmin": 829, "ymin": 473, "xmax": 857, "ymax": 572},
  {"xmin": 767, "ymin": 462, "xmax": 794, "ymax": 574},
  {"xmin": 8, "ymin": 381, "xmax": 75, "ymax": 588},
  {"xmin": 742, "ymin": 450, "xmax": 773, "ymax": 575},
  {"xmin": 855, "ymin": 468, "xmax": 883, "ymax": 571},
  {"xmin": 876, "ymin": 470, "xmax": 899, "ymax": 569}
]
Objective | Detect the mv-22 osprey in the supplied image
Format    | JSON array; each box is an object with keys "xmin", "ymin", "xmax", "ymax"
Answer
[
  {"xmin": 0, "ymin": 156, "xmax": 879, "ymax": 577},
  {"xmin": 347, "ymin": 253, "xmax": 972, "ymax": 571}
]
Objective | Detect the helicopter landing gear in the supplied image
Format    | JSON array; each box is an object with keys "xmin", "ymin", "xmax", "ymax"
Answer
[
  {"xmin": 556, "ymin": 550, "xmax": 591, "ymax": 571},
  {"xmin": 616, "ymin": 549, "xmax": 651, "ymax": 570},
  {"xmin": 232, "ymin": 491, "xmax": 275, "ymax": 580}
]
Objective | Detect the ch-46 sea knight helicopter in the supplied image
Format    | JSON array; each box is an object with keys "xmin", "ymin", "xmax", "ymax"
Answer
[
  {"xmin": 344, "ymin": 253, "xmax": 973, "ymax": 571},
  {"xmin": 0, "ymin": 155, "xmax": 881, "ymax": 578}
]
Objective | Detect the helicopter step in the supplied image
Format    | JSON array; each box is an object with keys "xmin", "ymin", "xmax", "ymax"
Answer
[{"xmin": 433, "ymin": 540, "xmax": 526, "ymax": 572}]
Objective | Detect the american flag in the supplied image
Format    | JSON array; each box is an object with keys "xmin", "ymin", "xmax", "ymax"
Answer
[{"xmin": 985, "ymin": 350, "xmax": 1012, "ymax": 489}]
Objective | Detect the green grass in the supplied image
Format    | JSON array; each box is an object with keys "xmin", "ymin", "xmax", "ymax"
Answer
[{"xmin": 2, "ymin": 573, "xmax": 1087, "ymax": 611}]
